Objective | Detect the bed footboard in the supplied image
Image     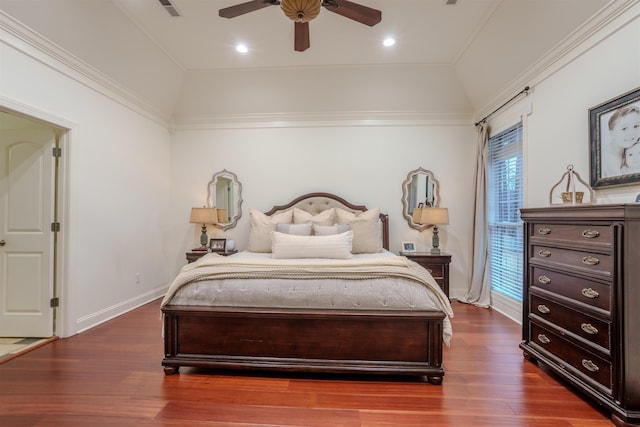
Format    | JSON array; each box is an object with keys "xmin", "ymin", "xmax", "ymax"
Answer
[{"xmin": 162, "ymin": 305, "xmax": 445, "ymax": 384}]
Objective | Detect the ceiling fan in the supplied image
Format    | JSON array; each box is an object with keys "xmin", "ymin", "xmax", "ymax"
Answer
[{"xmin": 219, "ymin": 0, "xmax": 382, "ymax": 52}]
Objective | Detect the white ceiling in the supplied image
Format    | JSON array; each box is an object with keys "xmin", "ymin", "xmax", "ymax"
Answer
[
  {"xmin": 0, "ymin": 0, "xmax": 620, "ymax": 120},
  {"xmin": 114, "ymin": 0, "xmax": 610, "ymax": 72},
  {"xmin": 116, "ymin": 0, "xmax": 502, "ymax": 70}
]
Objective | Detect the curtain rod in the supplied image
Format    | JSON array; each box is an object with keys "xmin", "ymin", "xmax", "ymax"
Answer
[{"xmin": 475, "ymin": 86, "xmax": 530, "ymax": 126}]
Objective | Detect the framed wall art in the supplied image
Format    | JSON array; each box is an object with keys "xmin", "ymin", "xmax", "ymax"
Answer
[{"xmin": 589, "ymin": 87, "xmax": 640, "ymax": 188}]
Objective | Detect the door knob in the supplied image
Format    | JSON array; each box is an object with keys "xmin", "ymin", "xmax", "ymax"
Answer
[{"xmin": 0, "ymin": 240, "xmax": 5, "ymax": 246}]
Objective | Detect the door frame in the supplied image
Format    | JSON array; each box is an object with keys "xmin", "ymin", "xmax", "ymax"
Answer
[{"xmin": 1, "ymin": 98, "xmax": 73, "ymax": 338}]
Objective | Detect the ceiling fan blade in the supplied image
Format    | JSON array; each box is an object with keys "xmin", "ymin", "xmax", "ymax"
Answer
[
  {"xmin": 219, "ymin": 0, "xmax": 279, "ymax": 18},
  {"xmin": 294, "ymin": 21, "xmax": 310, "ymax": 52},
  {"xmin": 322, "ymin": 0, "xmax": 381, "ymax": 26}
]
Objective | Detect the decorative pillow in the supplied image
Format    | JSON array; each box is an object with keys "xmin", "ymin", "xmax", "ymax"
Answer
[
  {"xmin": 276, "ymin": 222, "xmax": 313, "ymax": 236},
  {"xmin": 313, "ymin": 223, "xmax": 350, "ymax": 236},
  {"xmin": 335, "ymin": 208, "xmax": 382, "ymax": 254},
  {"xmin": 271, "ymin": 230, "xmax": 353, "ymax": 259},
  {"xmin": 247, "ymin": 209, "xmax": 293, "ymax": 252},
  {"xmin": 292, "ymin": 207, "xmax": 336, "ymax": 226}
]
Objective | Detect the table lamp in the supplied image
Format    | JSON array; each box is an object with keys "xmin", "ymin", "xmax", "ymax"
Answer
[
  {"xmin": 414, "ymin": 207, "xmax": 449, "ymax": 254},
  {"xmin": 189, "ymin": 207, "xmax": 218, "ymax": 250}
]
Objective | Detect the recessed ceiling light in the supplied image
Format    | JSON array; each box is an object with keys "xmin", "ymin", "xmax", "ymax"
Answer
[
  {"xmin": 383, "ymin": 37, "xmax": 395, "ymax": 47},
  {"xmin": 236, "ymin": 44, "xmax": 248, "ymax": 53}
]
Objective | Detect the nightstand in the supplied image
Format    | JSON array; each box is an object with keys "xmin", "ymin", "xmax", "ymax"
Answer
[
  {"xmin": 399, "ymin": 251, "xmax": 451, "ymax": 297},
  {"xmin": 186, "ymin": 250, "xmax": 238, "ymax": 263}
]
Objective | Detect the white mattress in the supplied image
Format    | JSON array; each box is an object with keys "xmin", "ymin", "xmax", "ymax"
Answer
[{"xmin": 166, "ymin": 250, "xmax": 453, "ymax": 343}]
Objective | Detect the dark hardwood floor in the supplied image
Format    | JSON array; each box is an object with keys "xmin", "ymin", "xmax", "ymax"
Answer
[{"xmin": 0, "ymin": 299, "xmax": 614, "ymax": 426}]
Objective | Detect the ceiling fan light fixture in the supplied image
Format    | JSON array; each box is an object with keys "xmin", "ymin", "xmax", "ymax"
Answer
[
  {"xmin": 281, "ymin": 0, "xmax": 321, "ymax": 23},
  {"xmin": 383, "ymin": 37, "xmax": 395, "ymax": 47}
]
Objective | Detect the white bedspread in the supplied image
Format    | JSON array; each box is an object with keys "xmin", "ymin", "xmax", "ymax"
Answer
[{"xmin": 162, "ymin": 250, "xmax": 453, "ymax": 344}]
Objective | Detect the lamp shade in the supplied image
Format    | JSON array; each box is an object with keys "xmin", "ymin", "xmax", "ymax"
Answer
[
  {"xmin": 190, "ymin": 207, "xmax": 218, "ymax": 224},
  {"xmin": 416, "ymin": 207, "xmax": 449, "ymax": 225}
]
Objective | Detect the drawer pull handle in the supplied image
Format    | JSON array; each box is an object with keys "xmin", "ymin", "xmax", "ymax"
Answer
[
  {"xmin": 538, "ymin": 250, "xmax": 551, "ymax": 257},
  {"xmin": 538, "ymin": 227, "xmax": 551, "ymax": 235},
  {"xmin": 538, "ymin": 275, "xmax": 551, "ymax": 284},
  {"xmin": 581, "ymin": 323, "xmax": 598, "ymax": 335},
  {"xmin": 582, "ymin": 256, "xmax": 600, "ymax": 266},
  {"xmin": 537, "ymin": 334, "xmax": 550, "ymax": 344},
  {"xmin": 582, "ymin": 229, "xmax": 600, "ymax": 239},
  {"xmin": 582, "ymin": 359, "xmax": 600, "ymax": 373},
  {"xmin": 537, "ymin": 304, "xmax": 550, "ymax": 314},
  {"xmin": 581, "ymin": 288, "xmax": 600, "ymax": 299}
]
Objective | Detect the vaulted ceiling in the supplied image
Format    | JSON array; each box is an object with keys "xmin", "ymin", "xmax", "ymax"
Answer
[{"xmin": 0, "ymin": 0, "xmax": 619, "ymax": 122}]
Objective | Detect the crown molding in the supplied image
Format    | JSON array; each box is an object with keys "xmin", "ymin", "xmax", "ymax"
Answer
[
  {"xmin": 171, "ymin": 111, "xmax": 474, "ymax": 130},
  {"xmin": 0, "ymin": 11, "xmax": 171, "ymax": 127}
]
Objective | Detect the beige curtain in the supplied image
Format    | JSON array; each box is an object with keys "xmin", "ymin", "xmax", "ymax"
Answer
[{"xmin": 462, "ymin": 122, "xmax": 491, "ymax": 307}]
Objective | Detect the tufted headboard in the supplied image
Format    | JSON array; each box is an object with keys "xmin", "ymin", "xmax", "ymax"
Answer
[{"xmin": 264, "ymin": 192, "xmax": 389, "ymax": 250}]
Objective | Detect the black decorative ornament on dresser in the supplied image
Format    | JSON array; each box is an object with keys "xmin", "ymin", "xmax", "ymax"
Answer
[{"xmin": 520, "ymin": 204, "xmax": 640, "ymax": 427}]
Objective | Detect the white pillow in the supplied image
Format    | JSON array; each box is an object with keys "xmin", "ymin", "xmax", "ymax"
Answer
[
  {"xmin": 335, "ymin": 208, "xmax": 382, "ymax": 254},
  {"xmin": 271, "ymin": 231, "xmax": 353, "ymax": 259},
  {"xmin": 292, "ymin": 207, "xmax": 336, "ymax": 226},
  {"xmin": 248, "ymin": 209, "xmax": 293, "ymax": 252},
  {"xmin": 276, "ymin": 222, "xmax": 313, "ymax": 235},
  {"xmin": 313, "ymin": 223, "xmax": 350, "ymax": 236}
]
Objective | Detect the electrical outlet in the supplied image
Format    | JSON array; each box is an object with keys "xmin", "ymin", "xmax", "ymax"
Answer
[{"xmin": 135, "ymin": 273, "xmax": 141, "ymax": 284}]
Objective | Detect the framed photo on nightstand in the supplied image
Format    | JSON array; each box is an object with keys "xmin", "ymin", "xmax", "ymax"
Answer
[
  {"xmin": 402, "ymin": 241, "xmax": 416, "ymax": 252},
  {"xmin": 209, "ymin": 238, "xmax": 226, "ymax": 253}
]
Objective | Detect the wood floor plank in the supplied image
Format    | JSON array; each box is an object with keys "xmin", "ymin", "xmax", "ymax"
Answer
[{"xmin": 0, "ymin": 299, "xmax": 614, "ymax": 426}]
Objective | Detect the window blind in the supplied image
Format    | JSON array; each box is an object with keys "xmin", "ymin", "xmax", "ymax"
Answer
[{"xmin": 488, "ymin": 123, "xmax": 523, "ymax": 301}]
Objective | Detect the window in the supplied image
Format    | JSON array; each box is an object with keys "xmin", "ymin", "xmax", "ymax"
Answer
[{"xmin": 488, "ymin": 123, "xmax": 523, "ymax": 301}]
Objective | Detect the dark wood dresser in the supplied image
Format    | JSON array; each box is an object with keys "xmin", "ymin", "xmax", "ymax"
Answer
[{"xmin": 520, "ymin": 204, "xmax": 640, "ymax": 427}]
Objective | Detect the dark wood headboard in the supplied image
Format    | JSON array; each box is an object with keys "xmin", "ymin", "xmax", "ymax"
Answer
[{"xmin": 264, "ymin": 192, "xmax": 389, "ymax": 250}]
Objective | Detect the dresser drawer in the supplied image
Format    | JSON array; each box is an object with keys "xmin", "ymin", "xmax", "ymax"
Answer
[
  {"xmin": 530, "ymin": 223, "xmax": 613, "ymax": 246},
  {"xmin": 532, "ymin": 245, "xmax": 612, "ymax": 274},
  {"xmin": 530, "ymin": 294, "xmax": 610, "ymax": 352},
  {"xmin": 530, "ymin": 267, "xmax": 611, "ymax": 312},
  {"xmin": 530, "ymin": 323, "xmax": 612, "ymax": 394}
]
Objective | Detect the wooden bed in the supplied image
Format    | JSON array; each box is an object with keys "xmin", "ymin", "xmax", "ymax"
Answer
[{"xmin": 162, "ymin": 192, "xmax": 448, "ymax": 384}]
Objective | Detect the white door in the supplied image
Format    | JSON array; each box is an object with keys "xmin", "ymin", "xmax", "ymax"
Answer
[{"xmin": 0, "ymin": 126, "xmax": 55, "ymax": 337}]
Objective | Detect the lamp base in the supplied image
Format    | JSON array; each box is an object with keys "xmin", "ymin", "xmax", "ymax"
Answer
[
  {"xmin": 200, "ymin": 224, "xmax": 209, "ymax": 248},
  {"xmin": 431, "ymin": 225, "xmax": 441, "ymax": 255}
]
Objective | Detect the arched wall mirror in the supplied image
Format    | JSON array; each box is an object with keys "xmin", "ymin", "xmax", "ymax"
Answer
[
  {"xmin": 401, "ymin": 167, "xmax": 440, "ymax": 231},
  {"xmin": 207, "ymin": 169, "xmax": 243, "ymax": 231}
]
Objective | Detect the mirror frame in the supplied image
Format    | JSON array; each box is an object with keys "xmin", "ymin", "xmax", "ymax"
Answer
[
  {"xmin": 206, "ymin": 169, "xmax": 243, "ymax": 231},
  {"xmin": 401, "ymin": 167, "xmax": 440, "ymax": 231}
]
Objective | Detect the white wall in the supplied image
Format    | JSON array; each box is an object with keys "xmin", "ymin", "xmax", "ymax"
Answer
[
  {"xmin": 174, "ymin": 64, "xmax": 472, "ymax": 119},
  {"xmin": 169, "ymin": 124, "xmax": 476, "ymax": 299},
  {"xmin": 1, "ymin": 22, "xmax": 173, "ymax": 337},
  {"xmin": 520, "ymin": 4, "xmax": 639, "ymax": 207},
  {"xmin": 485, "ymin": 4, "xmax": 640, "ymax": 321}
]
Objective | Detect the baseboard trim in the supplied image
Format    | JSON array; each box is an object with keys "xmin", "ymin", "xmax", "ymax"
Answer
[{"xmin": 75, "ymin": 285, "xmax": 168, "ymax": 334}]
